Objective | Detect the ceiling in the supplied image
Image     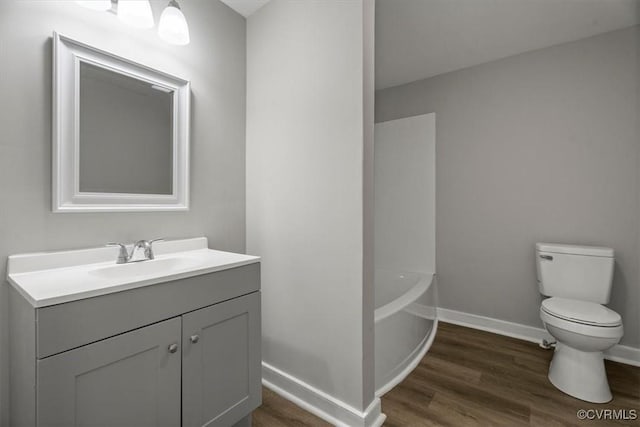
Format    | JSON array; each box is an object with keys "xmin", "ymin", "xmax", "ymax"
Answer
[
  {"xmin": 376, "ymin": 0, "xmax": 639, "ymax": 90},
  {"xmin": 219, "ymin": 0, "xmax": 269, "ymax": 17}
]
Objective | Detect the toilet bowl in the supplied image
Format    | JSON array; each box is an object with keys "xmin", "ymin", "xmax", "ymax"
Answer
[{"xmin": 540, "ymin": 297, "xmax": 623, "ymax": 403}]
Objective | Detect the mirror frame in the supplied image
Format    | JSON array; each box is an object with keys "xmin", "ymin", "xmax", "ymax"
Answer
[{"xmin": 52, "ymin": 32, "xmax": 190, "ymax": 212}]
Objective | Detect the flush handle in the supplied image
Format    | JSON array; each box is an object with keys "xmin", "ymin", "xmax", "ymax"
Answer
[{"xmin": 539, "ymin": 254, "xmax": 553, "ymax": 261}]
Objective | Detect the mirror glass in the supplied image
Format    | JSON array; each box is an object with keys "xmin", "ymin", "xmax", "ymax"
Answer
[{"xmin": 78, "ymin": 63, "xmax": 174, "ymax": 195}]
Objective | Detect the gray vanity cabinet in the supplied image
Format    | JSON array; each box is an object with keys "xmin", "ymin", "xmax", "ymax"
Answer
[
  {"xmin": 9, "ymin": 264, "xmax": 261, "ymax": 427},
  {"xmin": 37, "ymin": 317, "xmax": 182, "ymax": 427},
  {"xmin": 182, "ymin": 292, "xmax": 261, "ymax": 427}
]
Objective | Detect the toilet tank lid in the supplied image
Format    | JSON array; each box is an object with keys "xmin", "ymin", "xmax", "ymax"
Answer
[{"xmin": 536, "ymin": 243, "xmax": 614, "ymax": 258}]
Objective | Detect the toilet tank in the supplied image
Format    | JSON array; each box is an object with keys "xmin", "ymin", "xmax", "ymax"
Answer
[{"xmin": 536, "ymin": 243, "xmax": 615, "ymax": 304}]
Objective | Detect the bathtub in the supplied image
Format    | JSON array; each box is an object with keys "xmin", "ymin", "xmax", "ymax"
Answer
[{"xmin": 374, "ymin": 269, "xmax": 437, "ymax": 396}]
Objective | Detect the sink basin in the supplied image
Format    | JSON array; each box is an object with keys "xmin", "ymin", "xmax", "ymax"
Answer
[{"xmin": 89, "ymin": 256, "xmax": 201, "ymax": 279}]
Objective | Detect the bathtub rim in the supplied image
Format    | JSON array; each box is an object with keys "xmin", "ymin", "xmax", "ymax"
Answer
[{"xmin": 375, "ymin": 271, "xmax": 435, "ymax": 324}]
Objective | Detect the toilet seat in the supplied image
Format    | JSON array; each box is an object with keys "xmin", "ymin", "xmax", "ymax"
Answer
[
  {"xmin": 541, "ymin": 297, "xmax": 621, "ymax": 327},
  {"xmin": 540, "ymin": 306, "xmax": 623, "ymax": 340}
]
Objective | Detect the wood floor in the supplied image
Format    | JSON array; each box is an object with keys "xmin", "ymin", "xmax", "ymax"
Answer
[{"xmin": 252, "ymin": 322, "xmax": 640, "ymax": 426}]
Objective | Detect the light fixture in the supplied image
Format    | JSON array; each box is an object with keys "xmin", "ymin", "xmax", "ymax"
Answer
[
  {"xmin": 158, "ymin": 1, "xmax": 190, "ymax": 46},
  {"xmin": 75, "ymin": 0, "xmax": 191, "ymax": 46},
  {"xmin": 75, "ymin": 0, "xmax": 112, "ymax": 11},
  {"xmin": 117, "ymin": 0, "xmax": 155, "ymax": 29}
]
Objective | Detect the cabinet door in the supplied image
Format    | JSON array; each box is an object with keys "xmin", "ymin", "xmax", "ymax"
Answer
[
  {"xmin": 182, "ymin": 292, "xmax": 261, "ymax": 427},
  {"xmin": 37, "ymin": 317, "xmax": 181, "ymax": 427}
]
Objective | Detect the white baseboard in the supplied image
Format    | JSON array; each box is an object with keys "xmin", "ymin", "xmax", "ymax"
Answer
[
  {"xmin": 437, "ymin": 308, "xmax": 551, "ymax": 343},
  {"xmin": 437, "ymin": 308, "xmax": 640, "ymax": 367},
  {"xmin": 262, "ymin": 362, "xmax": 386, "ymax": 427},
  {"xmin": 605, "ymin": 344, "xmax": 640, "ymax": 366}
]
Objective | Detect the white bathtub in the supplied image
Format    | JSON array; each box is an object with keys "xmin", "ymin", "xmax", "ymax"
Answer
[{"xmin": 374, "ymin": 269, "xmax": 437, "ymax": 396}]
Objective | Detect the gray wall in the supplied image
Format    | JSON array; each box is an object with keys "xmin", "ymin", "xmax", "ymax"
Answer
[
  {"xmin": 247, "ymin": 0, "xmax": 376, "ymax": 411},
  {"xmin": 0, "ymin": 1, "xmax": 246, "ymax": 424},
  {"xmin": 361, "ymin": 0, "xmax": 376, "ymax": 408},
  {"xmin": 376, "ymin": 27, "xmax": 640, "ymax": 348}
]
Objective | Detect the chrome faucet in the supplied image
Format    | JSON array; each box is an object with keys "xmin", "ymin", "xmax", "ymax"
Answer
[{"xmin": 107, "ymin": 239, "xmax": 164, "ymax": 264}]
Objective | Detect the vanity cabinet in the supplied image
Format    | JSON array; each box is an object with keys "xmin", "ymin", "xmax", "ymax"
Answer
[{"xmin": 9, "ymin": 263, "xmax": 261, "ymax": 427}]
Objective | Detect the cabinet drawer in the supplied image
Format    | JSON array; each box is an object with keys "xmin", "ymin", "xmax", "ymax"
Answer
[{"xmin": 36, "ymin": 263, "xmax": 260, "ymax": 358}]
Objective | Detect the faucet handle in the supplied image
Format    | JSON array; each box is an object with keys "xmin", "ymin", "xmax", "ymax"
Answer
[
  {"xmin": 106, "ymin": 242, "xmax": 130, "ymax": 264},
  {"xmin": 147, "ymin": 238, "xmax": 165, "ymax": 260}
]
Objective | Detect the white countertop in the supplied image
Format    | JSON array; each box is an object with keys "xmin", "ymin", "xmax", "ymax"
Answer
[{"xmin": 7, "ymin": 237, "xmax": 260, "ymax": 308}]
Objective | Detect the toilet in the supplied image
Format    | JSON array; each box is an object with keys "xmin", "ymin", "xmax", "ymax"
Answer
[{"xmin": 536, "ymin": 243, "xmax": 623, "ymax": 403}]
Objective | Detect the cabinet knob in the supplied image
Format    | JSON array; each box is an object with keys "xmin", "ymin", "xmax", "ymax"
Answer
[
  {"xmin": 190, "ymin": 335, "xmax": 200, "ymax": 344},
  {"xmin": 168, "ymin": 343, "xmax": 179, "ymax": 354}
]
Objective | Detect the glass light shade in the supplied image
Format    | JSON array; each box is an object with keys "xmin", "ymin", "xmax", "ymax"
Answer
[
  {"xmin": 75, "ymin": 0, "xmax": 112, "ymax": 11},
  {"xmin": 117, "ymin": 0, "xmax": 154, "ymax": 29},
  {"xmin": 158, "ymin": 3, "xmax": 190, "ymax": 46}
]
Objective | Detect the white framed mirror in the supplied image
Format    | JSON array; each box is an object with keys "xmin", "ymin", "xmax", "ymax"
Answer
[{"xmin": 52, "ymin": 32, "xmax": 190, "ymax": 212}]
